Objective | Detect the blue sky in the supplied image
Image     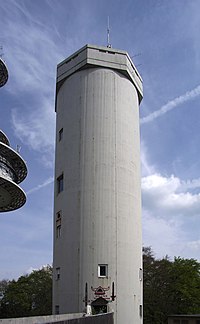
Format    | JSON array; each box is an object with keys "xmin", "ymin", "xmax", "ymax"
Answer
[{"xmin": 0, "ymin": 0, "xmax": 200, "ymax": 279}]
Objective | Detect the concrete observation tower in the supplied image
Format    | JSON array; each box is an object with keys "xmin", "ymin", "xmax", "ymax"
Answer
[
  {"xmin": 53, "ymin": 44, "xmax": 143, "ymax": 324},
  {"xmin": 0, "ymin": 58, "xmax": 27, "ymax": 212}
]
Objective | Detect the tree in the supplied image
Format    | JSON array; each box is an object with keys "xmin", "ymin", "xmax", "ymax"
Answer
[
  {"xmin": 0, "ymin": 265, "xmax": 52, "ymax": 318},
  {"xmin": 143, "ymin": 247, "xmax": 173, "ymax": 324},
  {"xmin": 143, "ymin": 247, "xmax": 200, "ymax": 324},
  {"xmin": 170, "ymin": 257, "xmax": 200, "ymax": 314},
  {"xmin": 0, "ymin": 279, "xmax": 9, "ymax": 308}
]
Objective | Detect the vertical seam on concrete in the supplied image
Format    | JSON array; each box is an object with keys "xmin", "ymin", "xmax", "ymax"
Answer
[
  {"xmin": 114, "ymin": 72, "xmax": 118, "ymax": 319},
  {"xmin": 92, "ymin": 69, "xmax": 95, "ymax": 286},
  {"xmin": 79, "ymin": 72, "xmax": 86, "ymax": 311}
]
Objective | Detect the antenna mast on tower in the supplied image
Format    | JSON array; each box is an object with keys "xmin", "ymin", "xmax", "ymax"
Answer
[{"xmin": 107, "ymin": 16, "xmax": 112, "ymax": 48}]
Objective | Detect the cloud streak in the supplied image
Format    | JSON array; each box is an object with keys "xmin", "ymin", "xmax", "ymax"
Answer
[
  {"xmin": 11, "ymin": 98, "xmax": 55, "ymax": 153},
  {"xmin": 140, "ymin": 141, "xmax": 156, "ymax": 176},
  {"xmin": 140, "ymin": 84, "xmax": 200, "ymax": 124},
  {"xmin": 0, "ymin": 0, "xmax": 63, "ymax": 168},
  {"xmin": 27, "ymin": 177, "xmax": 54, "ymax": 195}
]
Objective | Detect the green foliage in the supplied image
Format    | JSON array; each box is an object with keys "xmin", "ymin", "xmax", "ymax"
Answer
[
  {"xmin": 143, "ymin": 247, "xmax": 200, "ymax": 324},
  {"xmin": 171, "ymin": 257, "xmax": 200, "ymax": 314},
  {"xmin": 0, "ymin": 252, "xmax": 199, "ymax": 321},
  {"xmin": 0, "ymin": 265, "xmax": 52, "ymax": 318}
]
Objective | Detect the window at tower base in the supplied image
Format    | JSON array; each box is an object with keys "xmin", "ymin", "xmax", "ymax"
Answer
[
  {"xmin": 55, "ymin": 305, "xmax": 59, "ymax": 314},
  {"xmin": 98, "ymin": 264, "xmax": 108, "ymax": 277}
]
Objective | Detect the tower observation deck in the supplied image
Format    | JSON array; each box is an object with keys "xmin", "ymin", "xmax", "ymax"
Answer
[
  {"xmin": 0, "ymin": 58, "xmax": 27, "ymax": 212},
  {"xmin": 0, "ymin": 58, "xmax": 8, "ymax": 87}
]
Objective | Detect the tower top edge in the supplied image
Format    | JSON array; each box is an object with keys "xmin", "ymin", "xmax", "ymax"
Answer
[
  {"xmin": 56, "ymin": 44, "xmax": 143, "ymax": 106},
  {"xmin": 58, "ymin": 44, "xmax": 129, "ymax": 67},
  {"xmin": 58, "ymin": 44, "xmax": 142, "ymax": 82}
]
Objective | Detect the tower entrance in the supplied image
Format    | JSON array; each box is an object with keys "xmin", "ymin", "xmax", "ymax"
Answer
[{"xmin": 91, "ymin": 297, "xmax": 108, "ymax": 315}]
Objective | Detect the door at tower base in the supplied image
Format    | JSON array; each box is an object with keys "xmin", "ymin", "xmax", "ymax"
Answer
[
  {"xmin": 53, "ymin": 44, "xmax": 143, "ymax": 324},
  {"xmin": 91, "ymin": 297, "xmax": 108, "ymax": 314}
]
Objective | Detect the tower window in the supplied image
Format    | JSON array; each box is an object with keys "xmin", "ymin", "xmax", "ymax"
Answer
[
  {"xmin": 139, "ymin": 268, "xmax": 143, "ymax": 281},
  {"xmin": 56, "ymin": 211, "xmax": 62, "ymax": 238},
  {"xmin": 56, "ymin": 267, "xmax": 60, "ymax": 280},
  {"xmin": 55, "ymin": 305, "xmax": 59, "ymax": 314},
  {"xmin": 139, "ymin": 305, "xmax": 142, "ymax": 317},
  {"xmin": 57, "ymin": 174, "xmax": 64, "ymax": 193},
  {"xmin": 98, "ymin": 264, "xmax": 108, "ymax": 277},
  {"xmin": 59, "ymin": 128, "xmax": 63, "ymax": 141},
  {"xmin": 56, "ymin": 224, "xmax": 61, "ymax": 238}
]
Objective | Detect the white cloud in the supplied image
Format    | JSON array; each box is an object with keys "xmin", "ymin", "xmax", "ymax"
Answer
[
  {"xmin": 11, "ymin": 97, "xmax": 55, "ymax": 167},
  {"xmin": 141, "ymin": 147, "xmax": 200, "ymax": 260},
  {"xmin": 143, "ymin": 211, "xmax": 200, "ymax": 260},
  {"xmin": 142, "ymin": 173, "xmax": 200, "ymax": 217},
  {"xmin": 140, "ymin": 84, "xmax": 200, "ymax": 124},
  {"xmin": 142, "ymin": 211, "xmax": 183, "ymax": 259},
  {"xmin": 185, "ymin": 239, "xmax": 200, "ymax": 251},
  {"xmin": 0, "ymin": 0, "xmax": 63, "ymax": 168},
  {"xmin": 181, "ymin": 177, "xmax": 200, "ymax": 190},
  {"xmin": 4, "ymin": 15, "xmax": 61, "ymax": 95},
  {"xmin": 25, "ymin": 264, "xmax": 51, "ymax": 276},
  {"xmin": 25, "ymin": 266, "xmax": 37, "ymax": 275}
]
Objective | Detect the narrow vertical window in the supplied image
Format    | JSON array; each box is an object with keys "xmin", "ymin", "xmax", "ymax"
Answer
[
  {"xmin": 56, "ymin": 211, "xmax": 61, "ymax": 238},
  {"xmin": 57, "ymin": 174, "xmax": 64, "ymax": 194},
  {"xmin": 139, "ymin": 268, "xmax": 143, "ymax": 281},
  {"xmin": 56, "ymin": 267, "xmax": 60, "ymax": 280},
  {"xmin": 111, "ymin": 282, "xmax": 116, "ymax": 301},
  {"xmin": 59, "ymin": 128, "xmax": 63, "ymax": 141},
  {"xmin": 139, "ymin": 305, "xmax": 142, "ymax": 318},
  {"xmin": 55, "ymin": 305, "xmax": 59, "ymax": 314},
  {"xmin": 84, "ymin": 282, "xmax": 88, "ymax": 307},
  {"xmin": 98, "ymin": 264, "xmax": 108, "ymax": 277}
]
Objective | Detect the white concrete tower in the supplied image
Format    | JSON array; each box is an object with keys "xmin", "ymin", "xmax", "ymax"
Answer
[{"xmin": 53, "ymin": 44, "xmax": 143, "ymax": 324}]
